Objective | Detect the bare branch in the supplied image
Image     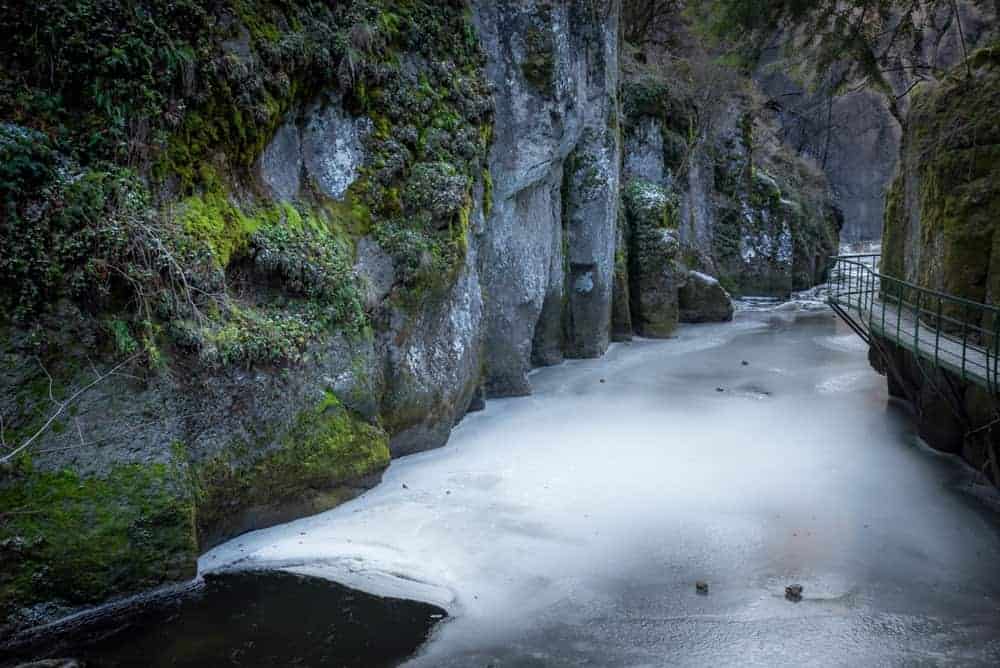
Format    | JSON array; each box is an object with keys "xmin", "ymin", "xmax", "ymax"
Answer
[{"xmin": 0, "ymin": 354, "xmax": 142, "ymax": 465}]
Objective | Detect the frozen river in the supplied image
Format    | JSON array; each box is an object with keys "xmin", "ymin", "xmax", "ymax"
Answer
[{"xmin": 204, "ymin": 308, "xmax": 1000, "ymax": 666}]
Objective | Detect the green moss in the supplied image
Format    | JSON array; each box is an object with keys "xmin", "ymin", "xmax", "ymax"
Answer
[
  {"xmin": 880, "ymin": 174, "xmax": 907, "ymax": 280},
  {"xmin": 483, "ymin": 168, "xmax": 494, "ymax": 218},
  {"xmin": 522, "ymin": 25, "xmax": 556, "ymax": 94},
  {"xmin": 178, "ymin": 191, "xmax": 265, "ymax": 268},
  {"xmin": 193, "ymin": 392, "xmax": 390, "ymax": 544},
  {"xmin": 622, "ymin": 78, "xmax": 696, "ymax": 137},
  {"xmin": 0, "ymin": 463, "xmax": 197, "ymax": 626},
  {"xmin": 623, "ymin": 180, "xmax": 679, "ymax": 230},
  {"xmin": 884, "ymin": 41, "xmax": 1000, "ymax": 326}
]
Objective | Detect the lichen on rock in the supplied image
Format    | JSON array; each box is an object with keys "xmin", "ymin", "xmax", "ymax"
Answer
[{"xmin": 624, "ymin": 179, "xmax": 684, "ymax": 338}]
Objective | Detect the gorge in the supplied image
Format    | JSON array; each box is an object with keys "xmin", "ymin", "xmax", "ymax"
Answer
[{"xmin": 1, "ymin": 1, "xmax": 999, "ymax": 665}]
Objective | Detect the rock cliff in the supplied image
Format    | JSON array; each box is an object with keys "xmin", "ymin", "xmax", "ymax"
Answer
[
  {"xmin": 753, "ymin": 2, "xmax": 996, "ymax": 243},
  {"xmin": 874, "ymin": 44, "xmax": 1000, "ymax": 484},
  {"xmin": 0, "ymin": 0, "xmax": 839, "ymax": 635}
]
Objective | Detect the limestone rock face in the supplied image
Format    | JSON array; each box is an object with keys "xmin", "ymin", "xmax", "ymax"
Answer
[
  {"xmin": 620, "ymin": 69, "xmax": 840, "ymax": 300},
  {"xmin": 882, "ymin": 44, "xmax": 1000, "ymax": 307},
  {"xmin": 679, "ymin": 271, "xmax": 735, "ymax": 323},
  {"xmin": 753, "ymin": 67, "xmax": 899, "ymax": 244},
  {"xmin": 472, "ymin": 0, "xmax": 621, "ymax": 396},
  {"xmin": 377, "ymin": 207, "xmax": 486, "ymax": 458},
  {"xmin": 714, "ymin": 170, "xmax": 796, "ymax": 298},
  {"xmin": 258, "ymin": 93, "xmax": 372, "ymax": 203},
  {"xmin": 301, "ymin": 94, "xmax": 372, "ymax": 201},
  {"xmin": 624, "ymin": 180, "xmax": 684, "ymax": 338}
]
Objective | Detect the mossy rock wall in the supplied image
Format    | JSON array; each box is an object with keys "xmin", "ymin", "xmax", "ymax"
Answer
[
  {"xmin": 882, "ymin": 44, "xmax": 1000, "ymax": 327},
  {"xmin": 193, "ymin": 392, "xmax": 390, "ymax": 549},
  {"xmin": 0, "ymin": 0, "xmax": 492, "ymax": 636},
  {"xmin": 623, "ymin": 180, "xmax": 684, "ymax": 337},
  {"xmin": 0, "ymin": 463, "xmax": 196, "ymax": 632},
  {"xmin": 620, "ymin": 55, "xmax": 840, "ymax": 302}
]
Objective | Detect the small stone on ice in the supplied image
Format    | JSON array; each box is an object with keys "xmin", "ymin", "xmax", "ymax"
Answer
[
  {"xmin": 600, "ymin": 378, "xmax": 606, "ymax": 383},
  {"xmin": 696, "ymin": 581, "xmax": 709, "ymax": 594},
  {"xmin": 785, "ymin": 584, "xmax": 803, "ymax": 601},
  {"xmin": 741, "ymin": 360, "xmax": 749, "ymax": 366},
  {"xmin": 402, "ymin": 483, "xmax": 409, "ymax": 489},
  {"xmin": 716, "ymin": 387, "xmax": 725, "ymax": 392}
]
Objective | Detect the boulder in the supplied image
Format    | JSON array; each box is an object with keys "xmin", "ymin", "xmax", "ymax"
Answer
[{"xmin": 679, "ymin": 271, "xmax": 735, "ymax": 323}]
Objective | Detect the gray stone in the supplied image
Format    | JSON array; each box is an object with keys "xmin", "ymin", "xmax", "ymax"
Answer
[
  {"xmin": 679, "ymin": 271, "xmax": 735, "ymax": 323},
  {"xmin": 472, "ymin": 0, "xmax": 621, "ymax": 396},
  {"xmin": 354, "ymin": 236, "xmax": 396, "ymax": 311},
  {"xmin": 624, "ymin": 180, "xmax": 684, "ymax": 338},
  {"xmin": 629, "ymin": 225, "xmax": 683, "ymax": 338},
  {"xmin": 379, "ymin": 245, "xmax": 484, "ymax": 457},
  {"xmin": 258, "ymin": 121, "xmax": 303, "ymax": 201},
  {"xmin": 301, "ymin": 94, "xmax": 371, "ymax": 200},
  {"xmin": 624, "ymin": 116, "xmax": 665, "ymax": 184}
]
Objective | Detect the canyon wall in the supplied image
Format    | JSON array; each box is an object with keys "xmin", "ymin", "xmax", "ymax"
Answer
[
  {"xmin": 754, "ymin": 2, "xmax": 996, "ymax": 243},
  {"xmin": 872, "ymin": 43, "xmax": 1000, "ymax": 484},
  {"xmin": 0, "ymin": 0, "xmax": 839, "ymax": 635}
]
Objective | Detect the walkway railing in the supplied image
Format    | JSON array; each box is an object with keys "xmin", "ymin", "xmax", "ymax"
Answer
[{"xmin": 828, "ymin": 254, "xmax": 1000, "ymax": 392}]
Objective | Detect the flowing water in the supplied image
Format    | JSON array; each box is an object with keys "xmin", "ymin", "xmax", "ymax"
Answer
[
  {"xmin": 199, "ymin": 307, "xmax": 1000, "ymax": 666},
  {"xmin": 11, "ymin": 306, "xmax": 1000, "ymax": 666}
]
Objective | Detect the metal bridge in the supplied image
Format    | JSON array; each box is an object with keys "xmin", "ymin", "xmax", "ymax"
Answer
[{"xmin": 828, "ymin": 254, "xmax": 1000, "ymax": 392}]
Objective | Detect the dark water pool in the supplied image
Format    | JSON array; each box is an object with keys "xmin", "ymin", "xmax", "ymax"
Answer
[{"xmin": 1, "ymin": 571, "xmax": 445, "ymax": 667}]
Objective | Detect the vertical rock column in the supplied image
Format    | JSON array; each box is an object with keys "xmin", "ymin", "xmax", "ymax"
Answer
[
  {"xmin": 562, "ymin": 1, "xmax": 622, "ymax": 359},
  {"xmin": 473, "ymin": 0, "xmax": 622, "ymax": 396},
  {"xmin": 473, "ymin": 0, "xmax": 620, "ymax": 396}
]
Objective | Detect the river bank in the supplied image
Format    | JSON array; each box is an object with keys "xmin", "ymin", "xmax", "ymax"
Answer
[{"xmin": 6, "ymin": 307, "xmax": 1000, "ymax": 666}]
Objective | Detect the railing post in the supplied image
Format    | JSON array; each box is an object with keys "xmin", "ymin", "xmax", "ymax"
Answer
[
  {"xmin": 935, "ymin": 297, "xmax": 942, "ymax": 366},
  {"xmin": 868, "ymin": 266, "xmax": 875, "ymax": 326},
  {"xmin": 914, "ymin": 290, "xmax": 921, "ymax": 354},
  {"xmin": 961, "ymin": 303, "xmax": 968, "ymax": 382},
  {"xmin": 986, "ymin": 312, "xmax": 1000, "ymax": 389},
  {"xmin": 882, "ymin": 277, "xmax": 887, "ymax": 334},
  {"xmin": 864, "ymin": 265, "xmax": 870, "ymax": 321},
  {"xmin": 896, "ymin": 281, "xmax": 903, "ymax": 344}
]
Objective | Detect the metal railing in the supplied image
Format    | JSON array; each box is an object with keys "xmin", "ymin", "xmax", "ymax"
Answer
[{"xmin": 828, "ymin": 254, "xmax": 1000, "ymax": 392}]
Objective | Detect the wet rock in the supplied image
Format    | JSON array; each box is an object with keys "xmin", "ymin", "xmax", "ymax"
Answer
[
  {"xmin": 785, "ymin": 584, "xmax": 803, "ymax": 602},
  {"xmin": 15, "ymin": 660, "xmax": 82, "ymax": 668},
  {"xmin": 679, "ymin": 271, "xmax": 735, "ymax": 323}
]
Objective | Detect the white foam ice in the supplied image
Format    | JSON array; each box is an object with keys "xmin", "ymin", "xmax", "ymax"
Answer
[{"xmin": 201, "ymin": 311, "xmax": 1000, "ymax": 666}]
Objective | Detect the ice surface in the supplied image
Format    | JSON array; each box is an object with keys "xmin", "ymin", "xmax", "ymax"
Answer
[{"xmin": 202, "ymin": 311, "xmax": 1000, "ymax": 666}]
